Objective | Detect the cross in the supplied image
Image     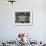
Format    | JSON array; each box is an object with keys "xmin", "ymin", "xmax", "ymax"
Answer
[{"xmin": 8, "ymin": 0, "xmax": 16, "ymax": 4}]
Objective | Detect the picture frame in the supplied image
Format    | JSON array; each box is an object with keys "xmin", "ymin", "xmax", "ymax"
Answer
[{"xmin": 13, "ymin": 10, "xmax": 33, "ymax": 26}]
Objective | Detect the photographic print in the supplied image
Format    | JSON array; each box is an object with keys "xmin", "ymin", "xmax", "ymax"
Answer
[{"xmin": 15, "ymin": 11, "xmax": 32, "ymax": 26}]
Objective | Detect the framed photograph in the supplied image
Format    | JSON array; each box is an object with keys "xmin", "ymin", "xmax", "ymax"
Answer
[{"xmin": 14, "ymin": 11, "xmax": 33, "ymax": 26}]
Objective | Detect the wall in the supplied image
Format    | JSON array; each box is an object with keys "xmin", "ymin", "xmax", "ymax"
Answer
[{"xmin": 0, "ymin": 0, "xmax": 46, "ymax": 41}]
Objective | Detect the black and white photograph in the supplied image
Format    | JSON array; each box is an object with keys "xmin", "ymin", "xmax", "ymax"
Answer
[{"xmin": 15, "ymin": 11, "xmax": 32, "ymax": 26}]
